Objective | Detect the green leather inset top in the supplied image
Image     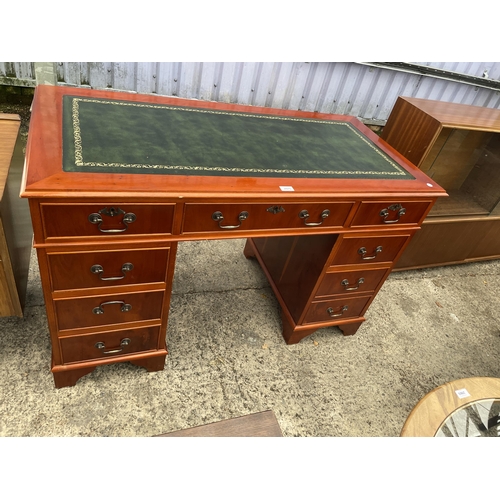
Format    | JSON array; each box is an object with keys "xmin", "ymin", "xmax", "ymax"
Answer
[{"xmin": 62, "ymin": 95, "xmax": 414, "ymax": 179}]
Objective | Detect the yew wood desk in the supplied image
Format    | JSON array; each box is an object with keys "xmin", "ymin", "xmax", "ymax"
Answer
[{"xmin": 21, "ymin": 85, "xmax": 446, "ymax": 388}]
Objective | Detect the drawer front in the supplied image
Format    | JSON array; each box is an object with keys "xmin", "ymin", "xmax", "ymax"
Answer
[
  {"xmin": 182, "ymin": 202, "xmax": 354, "ymax": 233},
  {"xmin": 303, "ymin": 295, "xmax": 372, "ymax": 325},
  {"xmin": 48, "ymin": 248, "xmax": 170, "ymax": 291},
  {"xmin": 60, "ymin": 326, "xmax": 160, "ymax": 364},
  {"xmin": 55, "ymin": 290, "xmax": 164, "ymax": 331},
  {"xmin": 41, "ymin": 203, "xmax": 175, "ymax": 239},
  {"xmin": 331, "ymin": 234, "xmax": 410, "ymax": 266},
  {"xmin": 316, "ymin": 268, "xmax": 389, "ymax": 298},
  {"xmin": 350, "ymin": 201, "xmax": 432, "ymax": 227}
]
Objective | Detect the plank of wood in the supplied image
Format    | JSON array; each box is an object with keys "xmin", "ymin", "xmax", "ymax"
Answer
[
  {"xmin": 156, "ymin": 410, "xmax": 283, "ymax": 437},
  {"xmin": 0, "ymin": 113, "xmax": 30, "ymax": 317}
]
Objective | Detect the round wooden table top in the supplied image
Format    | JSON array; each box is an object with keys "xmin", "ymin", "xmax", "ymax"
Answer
[{"xmin": 400, "ymin": 377, "xmax": 500, "ymax": 437}]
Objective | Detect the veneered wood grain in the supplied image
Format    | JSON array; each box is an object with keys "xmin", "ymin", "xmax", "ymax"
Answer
[
  {"xmin": 329, "ymin": 233, "xmax": 411, "ymax": 266},
  {"xmin": 54, "ymin": 290, "xmax": 164, "ymax": 331},
  {"xmin": 47, "ymin": 247, "xmax": 170, "ymax": 291},
  {"xmin": 182, "ymin": 201, "xmax": 354, "ymax": 233},
  {"xmin": 60, "ymin": 325, "xmax": 160, "ymax": 364},
  {"xmin": 252, "ymin": 234, "xmax": 338, "ymax": 323},
  {"xmin": 316, "ymin": 267, "xmax": 389, "ymax": 297},
  {"xmin": 41, "ymin": 203, "xmax": 175, "ymax": 240},
  {"xmin": 398, "ymin": 97, "xmax": 500, "ymax": 131},
  {"xmin": 0, "ymin": 113, "xmax": 32, "ymax": 317},
  {"xmin": 380, "ymin": 98, "xmax": 442, "ymax": 168},
  {"xmin": 0, "ymin": 114, "xmax": 21, "ymax": 199},
  {"xmin": 303, "ymin": 295, "xmax": 372, "ymax": 324},
  {"xmin": 394, "ymin": 217, "xmax": 500, "ymax": 270},
  {"xmin": 350, "ymin": 199, "xmax": 433, "ymax": 227}
]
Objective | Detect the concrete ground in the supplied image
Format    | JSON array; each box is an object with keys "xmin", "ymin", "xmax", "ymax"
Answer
[{"xmin": 1, "ymin": 238, "xmax": 499, "ymax": 437}]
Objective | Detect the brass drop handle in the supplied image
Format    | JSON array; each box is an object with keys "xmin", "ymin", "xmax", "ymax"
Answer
[
  {"xmin": 341, "ymin": 277, "xmax": 365, "ymax": 291},
  {"xmin": 88, "ymin": 207, "xmax": 137, "ymax": 233},
  {"xmin": 358, "ymin": 246, "xmax": 383, "ymax": 260},
  {"xmin": 95, "ymin": 338, "xmax": 131, "ymax": 355},
  {"xmin": 380, "ymin": 204, "xmax": 406, "ymax": 224},
  {"xmin": 327, "ymin": 305, "xmax": 348, "ymax": 318},
  {"xmin": 299, "ymin": 209, "xmax": 330, "ymax": 226},
  {"xmin": 91, "ymin": 263, "xmax": 134, "ymax": 281},
  {"xmin": 92, "ymin": 300, "xmax": 132, "ymax": 315},
  {"xmin": 212, "ymin": 211, "xmax": 249, "ymax": 229}
]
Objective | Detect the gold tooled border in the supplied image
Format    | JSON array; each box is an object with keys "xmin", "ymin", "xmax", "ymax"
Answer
[{"xmin": 71, "ymin": 97, "xmax": 408, "ymax": 176}]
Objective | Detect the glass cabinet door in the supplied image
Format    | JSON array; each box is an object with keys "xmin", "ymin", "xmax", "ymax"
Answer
[{"xmin": 421, "ymin": 129, "xmax": 500, "ymax": 218}]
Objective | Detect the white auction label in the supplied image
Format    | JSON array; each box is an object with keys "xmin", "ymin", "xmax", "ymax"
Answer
[
  {"xmin": 455, "ymin": 388, "xmax": 470, "ymax": 399},
  {"xmin": 279, "ymin": 186, "xmax": 294, "ymax": 191}
]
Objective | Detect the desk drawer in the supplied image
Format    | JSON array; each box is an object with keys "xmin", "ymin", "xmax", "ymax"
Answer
[
  {"xmin": 48, "ymin": 248, "xmax": 170, "ymax": 291},
  {"xmin": 303, "ymin": 295, "xmax": 371, "ymax": 325},
  {"xmin": 331, "ymin": 234, "xmax": 410, "ymax": 266},
  {"xmin": 60, "ymin": 325, "xmax": 160, "ymax": 364},
  {"xmin": 41, "ymin": 203, "xmax": 175, "ymax": 240},
  {"xmin": 350, "ymin": 201, "xmax": 432, "ymax": 227},
  {"xmin": 316, "ymin": 268, "xmax": 389, "ymax": 298},
  {"xmin": 55, "ymin": 290, "xmax": 164, "ymax": 331},
  {"xmin": 182, "ymin": 202, "xmax": 354, "ymax": 233}
]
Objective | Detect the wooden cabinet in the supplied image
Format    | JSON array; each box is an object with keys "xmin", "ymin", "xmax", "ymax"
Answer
[
  {"xmin": 381, "ymin": 96, "xmax": 500, "ymax": 270},
  {"xmin": 21, "ymin": 85, "xmax": 445, "ymax": 387},
  {"xmin": 32, "ymin": 225, "xmax": 177, "ymax": 387},
  {"xmin": 0, "ymin": 114, "xmax": 33, "ymax": 317}
]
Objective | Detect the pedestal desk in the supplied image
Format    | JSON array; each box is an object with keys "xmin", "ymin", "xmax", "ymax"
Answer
[{"xmin": 21, "ymin": 85, "xmax": 446, "ymax": 388}]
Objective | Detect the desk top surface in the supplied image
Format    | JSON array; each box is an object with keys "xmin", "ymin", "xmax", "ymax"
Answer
[
  {"xmin": 62, "ymin": 94, "xmax": 412, "ymax": 180},
  {"xmin": 22, "ymin": 85, "xmax": 445, "ymax": 200}
]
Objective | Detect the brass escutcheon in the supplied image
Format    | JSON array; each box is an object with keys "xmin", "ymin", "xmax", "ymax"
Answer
[
  {"xmin": 88, "ymin": 207, "xmax": 137, "ymax": 233},
  {"xmin": 267, "ymin": 205, "xmax": 286, "ymax": 214}
]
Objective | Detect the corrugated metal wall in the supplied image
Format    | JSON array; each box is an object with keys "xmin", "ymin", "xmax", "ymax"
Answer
[{"xmin": 1, "ymin": 62, "xmax": 500, "ymax": 124}]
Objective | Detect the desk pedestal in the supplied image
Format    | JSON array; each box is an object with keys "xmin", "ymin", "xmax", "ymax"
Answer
[{"xmin": 244, "ymin": 232, "xmax": 409, "ymax": 344}]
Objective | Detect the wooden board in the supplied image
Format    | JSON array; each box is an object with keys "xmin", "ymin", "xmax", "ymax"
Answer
[
  {"xmin": 156, "ymin": 410, "xmax": 283, "ymax": 437},
  {"xmin": 0, "ymin": 113, "xmax": 33, "ymax": 317}
]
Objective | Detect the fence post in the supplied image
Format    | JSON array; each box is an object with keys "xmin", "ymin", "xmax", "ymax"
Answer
[{"xmin": 34, "ymin": 62, "xmax": 57, "ymax": 86}]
